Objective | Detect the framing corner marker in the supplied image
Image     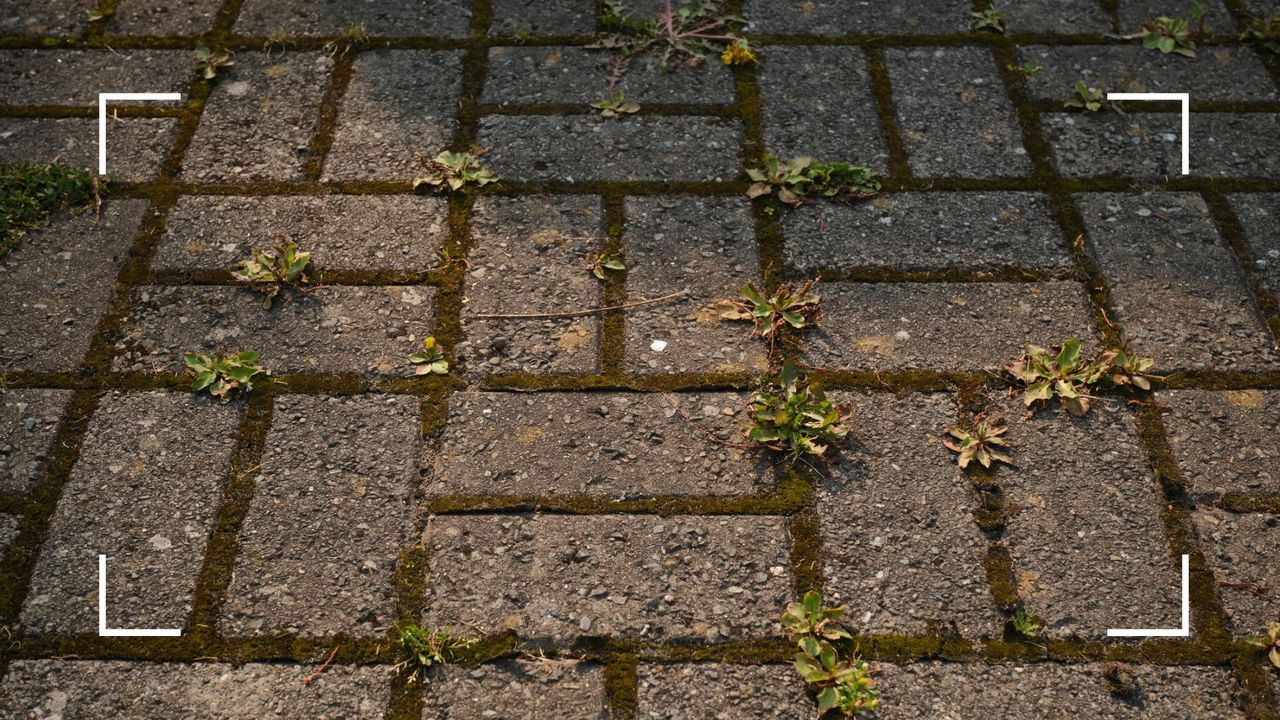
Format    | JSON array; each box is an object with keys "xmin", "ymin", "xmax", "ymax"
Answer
[
  {"xmin": 1106, "ymin": 554, "xmax": 1190, "ymax": 638},
  {"xmin": 97, "ymin": 92, "xmax": 183, "ymax": 176},
  {"xmin": 98, "ymin": 554, "xmax": 182, "ymax": 637},
  {"xmin": 1106, "ymin": 92, "xmax": 1190, "ymax": 175}
]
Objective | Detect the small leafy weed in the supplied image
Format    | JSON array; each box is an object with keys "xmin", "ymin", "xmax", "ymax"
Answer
[
  {"xmin": 231, "ymin": 237, "xmax": 311, "ymax": 308},
  {"xmin": 721, "ymin": 38, "xmax": 757, "ymax": 65},
  {"xmin": 1241, "ymin": 8, "xmax": 1280, "ymax": 53},
  {"xmin": 1247, "ymin": 621, "xmax": 1280, "ymax": 670},
  {"xmin": 1004, "ymin": 338, "xmax": 1159, "ymax": 416},
  {"xmin": 1006, "ymin": 61, "xmax": 1043, "ymax": 75},
  {"xmin": 587, "ymin": 251, "xmax": 626, "ymax": 280},
  {"xmin": 970, "ymin": 7, "xmax": 1006, "ymax": 34},
  {"xmin": 0, "ymin": 162, "xmax": 102, "ymax": 256},
  {"xmin": 184, "ymin": 351, "xmax": 269, "ymax": 402},
  {"xmin": 748, "ymin": 362, "xmax": 850, "ymax": 463},
  {"xmin": 390, "ymin": 622, "xmax": 476, "ymax": 683},
  {"xmin": 781, "ymin": 590, "xmax": 852, "ymax": 642},
  {"xmin": 413, "ymin": 150, "xmax": 500, "ymax": 193},
  {"xmin": 195, "ymin": 46, "xmax": 235, "ymax": 80},
  {"xmin": 746, "ymin": 155, "xmax": 881, "ymax": 207},
  {"xmin": 943, "ymin": 413, "xmax": 1013, "ymax": 470},
  {"xmin": 593, "ymin": 0, "xmax": 750, "ymax": 85},
  {"xmin": 88, "ymin": 2, "xmax": 114, "ymax": 21},
  {"xmin": 325, "ymin": 22, "xmax": 369, "ymax": 56},
  {"xmin": 409, "ymin": 336, "xmax": 449, "ymax": 375},
  {"xmin": 1064, "ymin": 79, "xmax": 1129, "ymax": 113},
  {"xmin": 782, "ymin": 591, "xmax": 879, "ymax": 718},
  {"xmin": 717, "ymin": 279, "xmax": 820, "ymax": 347},
  {"xmin": 1129, "ymin": 3, "xmax": 1207, "ymax": 57},
  {"xmin": 591, "ymin": 91, "xmax": 641, "ymax": 118},
  {"xmin": 1012, "ymin": 608, "xmax": 1043, "ymax": 638}
]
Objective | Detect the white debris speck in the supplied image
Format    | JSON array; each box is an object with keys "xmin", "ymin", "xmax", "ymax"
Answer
[{"xmin": 650, "ymin": 339, "xmax": 668, "ymax": 352}]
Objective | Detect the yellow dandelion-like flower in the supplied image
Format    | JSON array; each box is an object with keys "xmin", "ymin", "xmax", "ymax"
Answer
[{"xmin": 721, "ymin": 39, "xmax": 756, "ymax": 65}]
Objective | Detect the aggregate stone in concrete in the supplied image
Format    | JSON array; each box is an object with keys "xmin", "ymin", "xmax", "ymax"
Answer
[
  {"xmin": 1229, "ymin": 193, "xmax": 1280, "ymax": 298},
  {"xmin": 784, "ymin": 192, "xmax": 1073, "ymax": 274},
  {"xmin": 1077, "ymin": 192, "xmax": 1280, "ymax": 371},
  {"xmin": 875, "ymin": 661, "xmax": 1244, "ymax": 719},
  {"xmin": 802, "ymin": 281, "xmax": 1097, "ymax": 372},
  {"xmin": 20, "ymin": 391, "xmax": 239, "ymax": 634},
  {"xmin": 221, "ymin": 394, "xmax": 417, "ymax": 638},
  {"xmin": 1003, "ymin": 0, "xmax": 1112, "ymax": 33},
  {"xmin": 887, "ymin": 47, "xmax": 1031, "ymax": 178},
  {"xmin": 1000, "ymin": 400, "xmax": 1179, "ymax": 639},
  {"xmin": 0, "ymin": 512, "xmax": 17, "ymax": 551},
  {"xmin": 236, "ymin": 0, "xmax": 472, "ymax": 37},
  {"xmin": 421, "ymin": 660, "xmax": 608, "ymax": 720},
  {"xmin": 489, "ymin": 0, "xmax": 597, "ymax": 36},
  {"xmin": 1020, "ymin": 45, "xmax": 1277, "ymax": 103},
  {"xmin": 106, "ymin": 0, "xmax": 222, "ymax": 36},
  {"xmin": 0, "ymin": 0, "xmax": 89, "ymax": 36},
  {"xmin": 483, "ymin": 46, "xmax": 736, "ymax": 106},
  {"xmin": 1193, "ymin": 507, "xmax": 1279, "ymax": 637},
  {"xmin": 756, "ymin": 46, "xmax": 886, "ymax": 168},
  {"xmin": 1158, "ymin": 389, "xmax": 1280, "ymax": 497},
  {"xmin": 0, "ymin": 389, "xmax": 72, "ymax": 496},
  {"xmin": 743, "ymin": 0, "xmax": 970, "ymax": 35},
  {"xmin": 623, "ymin": 196, "xmax": 767, "ymax": 375},
  {"xmin": 112, "ymin": 284, "xmax": 436, "ymax": 376},
  {"xmin": 1117, "ymin": 0, "xmax": 1236, "ymax": 35},
  {"xmin": 0, "ymin": 117, "xmax": 177, "ymax": 181},
  {"xmin": 477, "ymin": 115, "xmax": 742, "ymax": 182},
  {"xmin": 153, "ymin": 194, "xmax": 448, "ymax": 274},
  {"xmin": 636, "ymin": 663, "xmax": 812, "ymax": 719},
  {"xmin": 460, "ymin": 195, "xmax": 602, "ymax": 376},
  {"xmin": 181, "ymin": 52, "xmax": 333, "ymax": 182},
  {"xmin": 0, "ymin": 199, "xmax": 146, "ymax": 373},
  {"xmin": 321, "ymin": 50, "xmax": 461, "ymax": 182},
  {"xmin": 819, "ymin": 392, "xmax": 1002, "ymax": 638},
  {"xmin": 421, "ymin": 514, "xmax": 791, "ymax": 642},
  {"xmin": 0, "ymin": 660, "xmax": 390, "ymax": 719},
  {"xmin": 0, "ymin": 49, "xmax": 191, "ymax": 106},
  {"xmin": 425, "ymin": 391, "xmax": 768, "ymax": 497}
]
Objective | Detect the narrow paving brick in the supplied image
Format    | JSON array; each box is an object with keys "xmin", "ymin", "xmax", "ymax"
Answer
[
  {"xmin": 802, "ymin": 281, "xmax": 1097, "ymax": 372},
  {"xmin": 0, "ymin": 0, "xmax": 88, "ymax": 36},
  {"xmin": 0, "ymin": 200, "xmax": 146, "ymax": 373},
  {"xmin": 459, "ymin": 195, "xmax": 602, "ymax": 376},
  {"xmin": 1158, "ymin": 389, "xmax": 1280, "ymax": 497},
  {"xmin": 221, "ymin": 394, "xmax": 416, "ymax": 638},
  {"xmin": 0, "ymin": 660, "xmax": 390, "ymax": 719},
  {"xmin": 820, "ymin": 392, "xmax": 1002, "ymax": 638},
  {"xmin": 235, "ymin": 0, "xmax": 472, "ymax": 37},
  {"xmin": 421, "ymin": 660, "xmax": 608, "ymax": 720},
  {"xmin": 489, "ymin": 0, "xmax": 597, "ymax": 36},
  {"xmin": 1078, "ymin": 192, "xmax": 1280, "ymax": 371},
  {"xmin": 153, "ymin": 195, "xmax": 448, "ymax": 275},
  {"xmin": 483, "ymin": 46, "xmax": 736, "ymax": 106},
  {"xmin": 1194, "ymin": 507, "xmax": 1279, "ymax": 637},
  {"xmin": 784, "ymin": 192, "xmax": 1073, "ymax": 274},
  {"xmin": 886, "ymin": 47, "xmax": 1031, "ymax": 178},
  {"xmin": 421, "ymin": 514, "xmax": 791, "ymax": 642},
  {"xmin": 0, "ymin": 389, "xmax": 72, "ymax": 496},
  {"xmin": 623, "ymin": 196, "xmax": 767, "ymax": 375},
  {"xmin": 112, "ymin": 284, "xmax": 436, "ymax": 376},
  {"xmin": 0, "ymin": 513, "xmax": 18, "ymax": 553},
  {"xmin": 0, "ymin": 117, "xmax": 177, "ymax": 181},
  {"xmin": 0, "ymin": 49, "xmax": 191, "ymax": 106},
  {"xmin": 1000, "ymin": 400, "xmax": 1179, "ymax": 639},
  {"xmin": 1003, "ymin": 0, "xmax": 1112, "ymax": 33},
  {"xmin": 1117, "ymin": 0, "xmax": 1236, "ymax": 34},
  {"xmin": 743, "ymin": 0, "xmax": 970, "ymax": 35},
  {"xmin": 636, "ymin": 663, "xmax": 812, "ymax": 719},
  {"xmin": 1021, "ymin": 45, "xmax": 1277, "ymax": 103},
  {"xmin": 20, "ymin": 391, "xmax": 239, "ymax": 634},
  {"xmin": 181, "ymin": 52, "xmax": 333, "ymax": 182},
  {"xmin": 425, "ymin": 391, "xmax": 767, "ymax": 497},
  {"xmin": 875, "ymin": 662, "xmax": 1244, "ymax": 719},
  {"xmin": 477, "ymin": 115, "xmax": 742, "ymax": 182},
  {"xmin": 1229, "ymin": 193, "xmax": 1280, "ymax": 299},
  {"xmin": 756, "ymin": 45, "xmax": 886, "ymax": 168},
  {"xmin": 106, "ymin": 0, "xmax": 222, "ymax": 35},
  {"xmin": 321, "ymin": 50, "xmax": 461, "ymax": 182}
]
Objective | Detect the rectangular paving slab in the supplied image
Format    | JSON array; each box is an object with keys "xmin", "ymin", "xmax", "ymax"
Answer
[
  {"xmin": 0, "ymin": 0, "xmax": 90, "ymax": 36},
  {"xmin": 0, "ymin": 117, "xmax": 177, "ymax": 181},
  {"xmin": 235, "ymin": 0, "xmax": 472, "ymax": 37},
  {"xmin": 1158, "ymin": 389, "xmax": 1280, "ymax": 497},
  {"xmin": 20, "ymin": 391, "xmax": 239, "ymax": 635},
  {"xmin": 636, "ymin": 663, "xmax": 812, "ymax": 719},
  {"xmin": 1116, "ymin": 0, "xmax": 1236, "ymax": 34},
  {"xmin": 1020, "ymin": 45, "xmax": 1278, "ymax": 103},
  {"xmin": 1229, "ymin": 193, "xmax": 1280, "ymax": 300},
  {"xmin": 0, "ymin": 389, "xmax": 71, "ymax": 496},
  {"xmin": 743, "ymin": 0, "xmax": 970, "ymax": 35},
  {"xmin": 105, "ymin": 0, "xmax": 222, "ymax": 36},
  {"xmin": 0, "ymin": 49, "xmax": 191, "ymax": 106},
  {"xmin": 421, "ymin": 660, "xmax": 607, "ymax": 719},
  {"xmin": 1193, "ymin": 506, "xmax": 1279, "ymax": 637},
  {"xmin": 1003, "ymin": 0, "xmax": 1112, "ymax": 33},
  {"xmin": 490, "ymin": 0, "xmax": 597, "ymax": 36},
  {"xmin": 421, "ymin": 514, "xmax": 791, "ymax": 643},
  {"xmin": 425, "ymin": 391, "xmax": 767, "ymax": 497}
]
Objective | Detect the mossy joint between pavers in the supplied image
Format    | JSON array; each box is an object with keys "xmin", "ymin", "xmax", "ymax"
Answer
[{"xmin": 1202, "ymin": 191, "xmax": 1280, "ymax": 354}]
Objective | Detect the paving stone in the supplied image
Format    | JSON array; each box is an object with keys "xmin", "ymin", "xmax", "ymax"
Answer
[
  {"xmin": 819, "ymin": 391, "xmax": 1002, "ymax": 638},
  {"xmin": 743, "ymin": 0, "xmax": 970, "ymax": 35},
  {"xmin": 483, "ymin": 46, "xmax": 736, "ymax": 106},
  {"xmin": 20, "ymin": 391, "xmax": 239, "ymax": 634},
  {"xmin": 421, "ymin": 514, "xmax": 791, "ymax": 642},
  {"xmin": 112, "ymin": 284, "xmax": 435, "ymax": 376},
  {"xmin": 802, "ymin": 281, "xmax": 1097, "ymax": 372},
  {"xmin": 107, "ymin": 0, "xmax": 222, "ymax": 35},
  {"xmin": 477, "ymin": 115, "xmax": 742, "ymax": 182},
  {"xmin": 321, "ymin": 50, "xmax": 461, "ymax": 182},
  {"xmin": 623, "ymin": 196, "xmax": 767, "ymax": 374},
  {"xmin": 1158, "ymin": 389, "xmax": 1280, "ymax": 497},
  {"xmin": 875, "ymin": 661, "xmax": 1244, "ymax": 719},
  {"xmin": 459, "ymin": 195, "xmax": 602, "ymax": 376},
  {"xmin": 756, "ymin": 45, "xmax": 886, "ymax": 169},
  {"xmin": 235, "ymin": 0, "xmax": 471, "ymax": 37},
  {"xmin": 1117, "ymin": 0, "xmax": 1236, "ymax": 35},
  {"xmin": 0, "ymin": 117, "xmax": 177, "ymax": 181},
  {"xmin": 886, "ymin": 47, "xmax": 1031, "ymax": 178},
  {"xmin": 0, "ymin": 389, "xmax": 72, "ymax": 496},
  {"xmin": 1194, "ymin": 507, "xmax": 1279, "ymax": 637},
  {"xmin": 784, "ymin": 192, "xmax": 1072, "ymax": 274},
  {"xmin": 0, "ymin": 659, "xmax": 390, "ymax": 719},
  {"xmin": 1003, "ymin": 0, "xmax": 1112, "ymax": 33},
  {"xmin": 1077, "ymin": 192, "xmax": 1280, "ymax": 371},
  {"xmin": 489, "ymin": 0, "xmax": 597, "ymax": 36},
  {"xmin": 1000, "ymin": 399, "xmax": 1179, "ymax": 639},
  {"xmin": 0, "ymin": 199, "xmax": 146, "ymax": 373},
  {"xmin": 1229, "ymin": 193, "xmax": 1280, "ymax": 298},
  {"xmin": 181, "ymin": 52, "xmax": 333, "ymax": 182},
  {"xmin": 1045, "ymin": 111, "xmax": 1280, "ymax": 179},
  {"xmin": 425, "ymin": 391, "xmax": 767, "ymax": 497},
  {"xmin": 153, "ymin": 194, "xmax": 448, "ymax": 274},
  {"xmin": 0, "ymin": 49, "xmax": 191, "ymax": 106},
  {"xmin": 421, "ymin": 660, "xmax": 608, "ymax": 720},
  {"xmin": 221, "ymin": 394, "xmax": 416, "ymax": 638},
  {"xmin": 636, "ymin": 663, "xmax": 811, "ymax": 719},
  {"xmin": 1020, "ymin": 45, "xmax": 1277, "ymax": 103},
  {"xmin": 0, "ymin": 0, "xmax": 89, "ymax": 36},
  {"xmin": 0, "ymin": 512, "xmax": 18, "ymax": 547}
]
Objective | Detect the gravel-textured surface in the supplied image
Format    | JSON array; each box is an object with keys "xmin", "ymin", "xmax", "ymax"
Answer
[
  {"xmin": 489, "ymin": 0, "xmax": 597, "ymax": 36},
  {"xmin": 105, "ymin": 0, "xmax": 221, "ymax": 36},
  {"xmin": 0, "ymin": 117, "xmax": 177, "ymax": 181},
  {"xmin": 0, "ymin": 512, "xmax": 19, "ymax": 554},
  {"xmin": 0, "ymin": 389, "xmax": 71, "ymax": 495},
  {"xmin": 1193, "ymin": 506, "xmax": 1279, "ymax": 637},
  {"xmin": 1020, "ymin": 45, "xmax": 1277, "ymax": 103},
  {"xmin": 636, "ymin": 663, "xmax": 812, "ymax": 719},
  {"xmin": 1158, "ymin": 389, "xmax": 1280, "ymax": 497},
  {"xmin": 1229, "ymin": 193, "xmax": 1280, "ymax": 298},
  {"xmin": 1003, "ymin": 0, "xmax": 1112, "ymax": 33},
  {"xmin": 0, "ymin": 49, "xmax": 191, "ymax": 106},
  {"xmin": 0, "ymin": 0, "xmax": 89, "ymax": 36},
  {"xmin": 743, "ymin": 0, "xmax": 970, "ymax": 35},
  {"xmin": 1116, "ymin": 0, "xmax": 1236, "ymax": 35},
  {"xmin": 235, "ymin": 0, "xmax": 472, "ymax": 37},
  {"xmin": 421, "ymin": 660, "xmax": 608, "ymax": 720}
]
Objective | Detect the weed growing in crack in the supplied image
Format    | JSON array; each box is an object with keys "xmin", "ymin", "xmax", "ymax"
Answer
[
  {"xmin": 1064, "ymin": 79, "xmax": 1129, "ymax": 113},
  {"xmin": 782, "ymin": 591, "xmax": 879, "ymax": 718},
  {"xmin": 944, "ymin": 413, "xmax": 1013, "ymax": 470},
  {"xmin": 970, "ymin": 7, "xmax": 1006, "ymax": 34},
  {"xmin": 593, "ymin": 0, "xmax": 752, "ymax": 85},
  {"xmin": 1006, "ymin": 61, "xmax": 1043, "ymax": 76},
  {"xmin": 721, "ymin": 38, "xmax": 757, "ymax": 65},
  {"xmin": 717, "ymin": 279, "xmax": 820, "ymax": 351},
  {"xmin": 1129, "ymin": 2, "xmax": 1207, "ymax": 57},
  {"xmin": 1241, "ymin": 8, "xmax": 1280, "ymax": 53},
  {"xmin": 1012, "ymin": 608, "xmax": 1043, "ymax": 638},
  {"xmin": 263, "ymin": 30, "xmax": 294, "ymax": 55},
  {"xmin": 194, "ymin": 46, "xmax": 235, "ymax": 80},
  {"xmin": 1247, "ymin": 621, "xmax": 1280, "ymax": 670},
  {"xmin": 231, "ymin": 237, "xmax": 311, "ymax": 309},
  {"xmin": 87, "ymin": 2, "xmax": 113, "ymax": 21},
  {"xmin": 587, "ymin": 251, "xmax": 626, "ymax": 280},
  {"xmin": 591, "ymin": 91, "xmax": 641, "ymax": 118},
  {"xmin": 413, "ymin": 150, "xmax": 500, "ymax": 193},
  {"xmin": 408, "ymin": 336, "xmax": 449, "ymax": 376},
  {"xmin": 185, "ymin": 351, "xmax": 269, "ymax": 402},
  {"xmin": 325, "ymin": 22, "xmax": 369, "ymax": 57},
  {"xmin": 748, "ymin": 362, "xmax": 849, "ymax": 464},
  {"xmin": 0, "ymin": 162, "xmax": 103, "ymax": 256},
  {"xmin": 1004, "ymin": 338, "xmax": 1158, "ymax": 416},
  {"xmin": 746, "ymin": 156, "xmax": 881, "ymax": 207},
  {"xmin": 389, "ymin": 621, "xmax": 476, "ymax": 683}
]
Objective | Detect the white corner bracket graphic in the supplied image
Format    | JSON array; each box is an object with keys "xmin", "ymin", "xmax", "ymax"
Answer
[
  {"xmin": 98, "ymin": 92, "xmax": 183, "ymax": 175},
  {"xmin": 1107, "ymin": 554, "xmax": 1190, "ymax": 638},
  {"xmin": 98, "ymin": 554, "xmax": 182, "ymax": 637},
  {"xmin": 1106, "ymin": 92, "xmax": 1190, "ymax": 175}
]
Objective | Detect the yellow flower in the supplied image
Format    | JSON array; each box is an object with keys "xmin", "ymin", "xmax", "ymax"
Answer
[{"xmin": 721, "ymin": 39, "xmax": 756, "ymax": 65}]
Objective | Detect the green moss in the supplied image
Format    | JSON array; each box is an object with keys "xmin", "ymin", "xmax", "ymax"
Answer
[{"xmin": 0, "ymin": 162, "xmax": 101, "ymax": 257}]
